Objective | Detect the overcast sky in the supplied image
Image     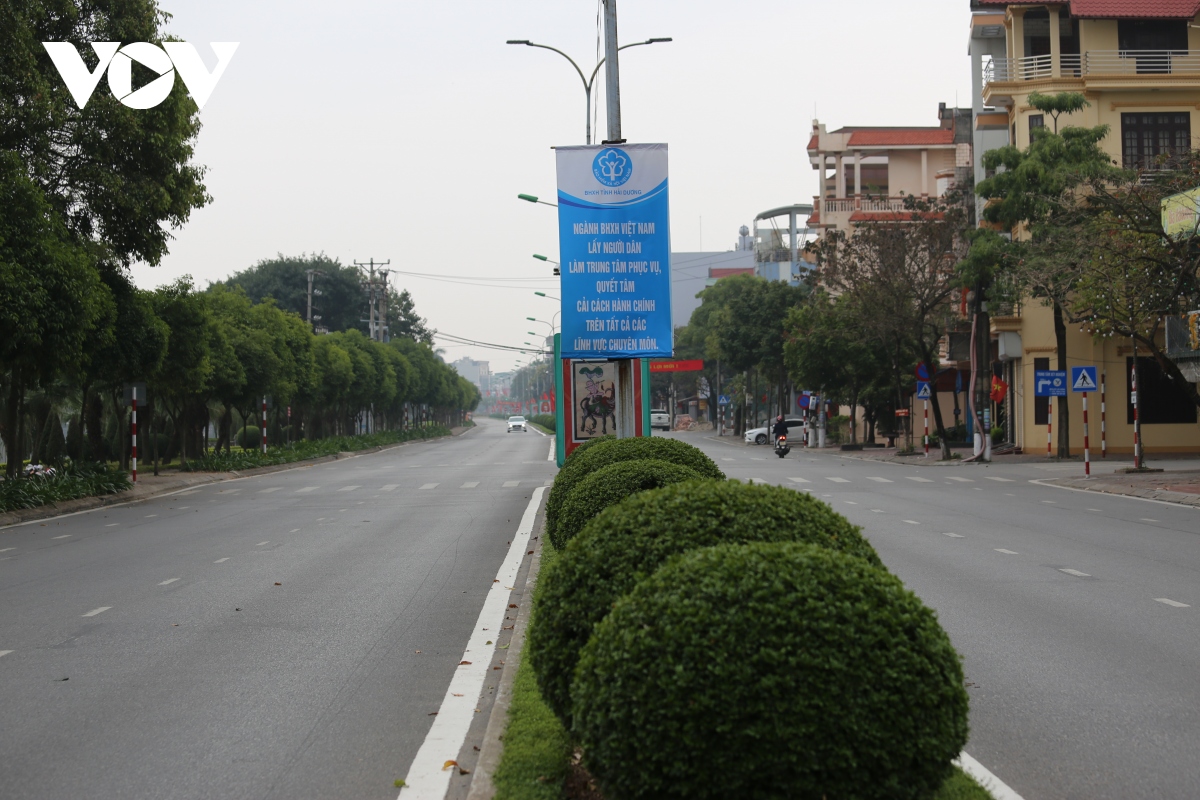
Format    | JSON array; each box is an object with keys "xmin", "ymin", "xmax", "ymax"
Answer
[{"xmin": 130, "ymin": 0, "xmax": 975, "ymax": 373}]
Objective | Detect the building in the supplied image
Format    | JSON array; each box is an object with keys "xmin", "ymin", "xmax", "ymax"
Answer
[
  {"xmin": 451, "ymin": 357, "xmax": 491, "ymax": 395},
  {"xmin": 970, "ymin": 0, "xmax": 1200, "ymax": 453},
  {"xmin": 670, "ymin": 247, "xmax": 756, "ymax": 330}
]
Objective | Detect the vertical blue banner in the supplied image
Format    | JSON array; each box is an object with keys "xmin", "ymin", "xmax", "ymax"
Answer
[{"xmin": 555, "ymin": 143, "xmax": 672, "ymax": 359}]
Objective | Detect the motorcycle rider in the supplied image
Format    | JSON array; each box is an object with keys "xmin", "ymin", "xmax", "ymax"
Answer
[{"xmin": 772, "ymin": 415, "xmax": 788, "ymax": 445}]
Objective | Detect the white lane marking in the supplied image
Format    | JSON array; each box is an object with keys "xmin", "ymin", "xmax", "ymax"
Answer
[
  {"xmin": 871, "ymin": 509, "xmax": 884, "ymax": 513},
  {"xmin": 1155, "ymin": 598, "xmax": 1190, "ymax": 608},
  {"xmin": 1140, "ymin": 518, "xmax": 1159, "ymax": 523},
  {"xmin": 943, "ymin": 532, "xmax": 965, "ymax": 538},
  {"xmin": 946, "ymin": 477, "xmax": 973, "ymax": 483},
  {"xmin": 258, "ymin": 487, "xmax": 281, "ymax": 493},
  {"xmin": 906, "ymin": 476, "xmax": 933, "ymax": 483},
  {"xmin": 461, "ymin": 482, "xmax": 480, "ymax": 489},
  {"xmin": 177, "ymin": 506, "xmax": 189, "ymax": 510},
  {"xmin": 338, "ymin": 485, "xmax": 361, "ymax": 492},
  {"xmin": 82, "ymin": 607, "xmax": 111, "ymax": 617},
  {"xmin": 547, "ymin": 441, "xmax": 554, "ymax": 461},
  {"xmin": 399, "ymin": 487, "xmax": 547, "ymax": 799},
  {"xmin": 1042, "ymin": 500, "xmax": 1057, "ymax": 504},
  {"xmin": 0, "ymin": 650, "xmax": 12, "ymax": 658},
  {"xmin": 1060, "ymin": 568, "xmax": 1090, "ymax": 577},
  {"xmin": 296, "ymin": 486, "xmax": 318, "ymax": 493},
  {"xmin": 986, "ymin": 477, "xmax": 1014, "ymax": 482},
  {"xmin": 158, "ymin": 578, "xmax": 179, "ymax": 585},
  {"xmin": 721, "ymin": 458, "xmax": 735, "ymax": 461},
  {"xmin": 903, "ymin": 520, "xmax": 920, "ymax": 525},
  {"xmin": 289, "ymin": 528, "xmax": 300, "ymax": 533},
  {"xmin": 826, "ymin": 477, "xmax": 850, "ymax": 483},
  {"xmin": 419, "ymin": 483, "xmax": 439, "ymax": 490},
  {"xmin": 788, "ymin": 477, "xmax": 811, "ymax": 484},
  {"xmin": 0, "ymin": 548, "xmax": 14, "ymax": 553},
  {"xmin": 954, "ymin": 752, "xmax": 1026, "ymax": 800},
  {"xmin": 51, "ymin": 535, "xmax": 71, "ymax": 539},
  {"xmin": 995, "ymin": 549, "xmax": 1019, "ymax": 555},
  {"xmin": 1087, "ymin": 508, "xmax": 1102, "ymax": 512},
  {"xmin": 503, "ymin": 481, "xmax": 520, "ymax": 488},
  {"xmin": 105, "ymin": 523, "xmax": 118, "ymax": 527},
  {"xmin": 867, "ymin": 477, "xmax": 893, "ymax": 483},
  {"xmin": 256, "ymin": 541, "xmax": 269, "ymax": 546},
  {"xmin": 214, "ymin": 558, "xmax": 230, "ymax": 563},
  {"xmin": 845, "ymin": 501, "xmax": 858, "ymax": 505},
  {"xmin": 380, "ymin": 484, "xmax": 399, "ymax": 491},
  {"xmin": 145, "ymin": 514, "xmax": 158, "ymax": 518}
]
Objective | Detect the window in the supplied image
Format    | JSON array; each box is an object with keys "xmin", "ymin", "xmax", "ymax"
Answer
[
  {"xmin": 1118, "ymin": 19, "xmax": 1187, "ymax": 52},
  {"xmin": 1122, "ymin": 113, "xmax": 1191, "ymax": 170},
  {"xmin": 1127, "ymin": 357, "xmax": 1197, "ymax": 425},
  {"xmin": 1034, "ymin": 357, "xmax": 1049, "ymax": 425},
  {"xmin": 1029, "ymin": 114, "xmax": 1044, "ymax": 137}
]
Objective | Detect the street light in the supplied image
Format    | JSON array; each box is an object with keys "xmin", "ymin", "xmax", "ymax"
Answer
[
  {"xmin": 506, "ymin": 37, "xmax": 673, "ymax": 145},
  {"xmin": 518, "ymin": 193, "xmax": 558, "ymax": 208},
  {"xmin": 533, "ymin": 253, "xmax": 560, "ymax": 275},
  {"xmin": 535, "ymin": 291, "xmax": 560, "ymax": 301}
]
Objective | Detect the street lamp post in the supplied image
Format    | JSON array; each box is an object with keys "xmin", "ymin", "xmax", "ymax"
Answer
[{"xmin": 506, "ymin": 37, "xmax": 671, "ymax": 145}]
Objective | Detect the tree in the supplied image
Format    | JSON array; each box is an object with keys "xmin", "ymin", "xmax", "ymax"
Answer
[
  {"xmin": 387, "ymin": 288, "xmax": 435, "ymax": 344},
  {"xmin": 222, "ymin": 253, "xmax": 367, "ymax": 334}
]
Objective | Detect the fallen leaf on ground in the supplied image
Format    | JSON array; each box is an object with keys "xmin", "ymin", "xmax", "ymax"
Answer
[
  {"xmin": 459, "ymin": 660, "xmax": 472, "ymax": 665},
  {"xmin": 442, "ymin": 760, "xmax": 458, "ymax": 770}
]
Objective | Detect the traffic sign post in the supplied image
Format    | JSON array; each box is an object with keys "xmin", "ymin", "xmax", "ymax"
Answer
[
  {"xmin": 718, "ymin": 394, "xmax": 730, "ymax": 406},
  {"xmin": 1035, "ymin": 370, "xmax": 1065, "ymax": 457},
  {"xmin": 1072, "ymin": 367, "xmax": 1098, "ymax": 477},
  {"xmin": 1100, "ymin": 372, "xmax": 1107, "ymax": 458},
  {"xmin": 916, "ymin": 381, "xmax": 931, "ymax": 456}
]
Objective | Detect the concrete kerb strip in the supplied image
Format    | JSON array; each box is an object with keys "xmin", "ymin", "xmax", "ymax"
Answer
[
  {"xmin": 464, "ymin": 505, "xmax": 547, "ymax": 800},
  {"xmin": 1032, "ymin": 478, "xmax": 1200, "ymax": 510},
  {"xmin": 0, "ymin": 427, "xmax": 475, "ymax": 530}
]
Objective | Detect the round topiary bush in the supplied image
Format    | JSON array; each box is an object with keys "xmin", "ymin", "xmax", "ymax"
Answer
[
  {"xmin": 565, "ymin": 434, "xmax": 614, "ymax": 462},
  {"xmin": 545, "ymin": 437, "xmax": 724, "ymax": 545},
  {"xmin": 236, "ymin": 425, "xmax": 261, "ymax": 449},
  {"xmin": 529, "ymin": 479, "xmax": 880, "ymax": 726},
  {"xmin": 572, "ymin": 542, "xmax": 968, "ymax": 800},
  {"xmin": 552, "ymin": 459, "xmax": 705, "ymax": 550}
]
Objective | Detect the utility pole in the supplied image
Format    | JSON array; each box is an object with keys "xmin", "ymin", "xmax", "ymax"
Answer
[
  {"xmin": 603, "ymin": 0, "xmax": 624, "ymax": 145},
  {"xmin": 354, "ymin": 258, "xmax": 391, "ymax": 341},
  {"xmin": 305, "ymin": 269, "xmax": 324, "ymax": 330}
]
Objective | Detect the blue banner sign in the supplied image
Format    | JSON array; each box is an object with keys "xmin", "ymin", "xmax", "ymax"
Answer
[{"xmin": 556, "ymin": 143, "xmax": 672, "ymax": 359}]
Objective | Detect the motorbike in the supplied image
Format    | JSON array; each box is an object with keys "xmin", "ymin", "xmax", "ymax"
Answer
[{"xmin": 774, "ymin": 434, "xmax": 791, "ymax": 459}]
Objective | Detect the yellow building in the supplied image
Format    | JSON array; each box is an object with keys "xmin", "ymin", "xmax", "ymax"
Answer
[{"xmin": 971, "ymin": 0, "xmax": 1200, "ymax": 454}]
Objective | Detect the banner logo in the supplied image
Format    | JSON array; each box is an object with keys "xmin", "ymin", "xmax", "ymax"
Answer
[
  {"xmin": 42, "ymin": 42, "xmax": 239, "ymax": 110},
  {"xmin": 592, "ymin": 148, "xmax": 632, "ymax": 187}
]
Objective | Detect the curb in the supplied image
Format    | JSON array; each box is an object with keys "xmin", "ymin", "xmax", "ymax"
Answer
[
  {"xmin": 1038, "ymin": 477, "xmax": 1200, "ymax": 509},
  {"xmin": 0, "ymin": 427, "xmax": 474, "ymax": 530}
]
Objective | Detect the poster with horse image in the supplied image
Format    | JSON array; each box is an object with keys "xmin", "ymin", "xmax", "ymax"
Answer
[{"xmin": 574, "ymin": 363, "xmax": 617, "ymax": 438}]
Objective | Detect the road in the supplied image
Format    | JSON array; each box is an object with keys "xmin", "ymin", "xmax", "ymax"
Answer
[
  {"xmin": 676, "ymin": 431, "xmax": 1199, "ymax": 800},
  {"xmin": 0, "ymin": 419, "xmax": 554, "ymax": 800}
]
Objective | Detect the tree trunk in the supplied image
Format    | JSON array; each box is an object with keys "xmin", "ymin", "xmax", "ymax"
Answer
[
  {"xmin": 3, "ymin": 373, "xmax": 22, "ymax": 479},
  {"xmin": 848, "ymin": 390, "xmax": 858, "ymax": 444},
  {"xmin": 85, "ymin": 391, "xmax": 104, "ymax": 462},
  {"xmin": 1053, "ymin": 301, "xmax": 1071, "ymax": 458}
]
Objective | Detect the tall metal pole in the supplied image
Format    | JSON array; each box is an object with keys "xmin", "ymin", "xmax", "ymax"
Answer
[{"xmin": 603, "ymin": 0, "xmax": 622, "ymax": 143}]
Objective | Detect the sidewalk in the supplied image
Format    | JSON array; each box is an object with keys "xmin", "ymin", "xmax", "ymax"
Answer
[
  {"xmin": 1041, "ymin": 468, "xmax": 1200, "ymax": 509},
  {"xmin": 0, "ymin": 427, "xmax": 472, "ymax": 529}
]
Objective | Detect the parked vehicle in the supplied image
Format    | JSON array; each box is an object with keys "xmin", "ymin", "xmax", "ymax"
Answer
[
  {"xmin": 744, "ymin": 417, "xmax": 805, "ymax": 445},
  {"xmin": 507, "ymin": 415, "xmax": 527, "ymax": 432},
  {"xmin": 650, "ymin": 408, "xmax": 670, "ymax": 431}
]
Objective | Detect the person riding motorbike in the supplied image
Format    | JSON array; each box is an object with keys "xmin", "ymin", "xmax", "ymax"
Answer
[{"xmin": 771, "ymin": 415, "xmax": 788, "ymax": 445}]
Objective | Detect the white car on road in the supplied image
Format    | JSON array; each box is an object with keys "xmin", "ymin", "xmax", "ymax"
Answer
[
  {"xmin": 507, "ymin": 415, "xmax": 527, "ymax": 432},
  {"xmin": 744, "ymin": 417, "xmax": 806, "ymax": 445},
  {"xmin": 650, "ymin": 408, "xmax": 670, "ymax": 431}
]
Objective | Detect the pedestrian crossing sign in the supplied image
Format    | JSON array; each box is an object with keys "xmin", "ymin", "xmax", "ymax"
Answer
[
  {"xmin": 1071, "ymin": 366, "xmax": 1098, "ymax": 392},
  {"xmin": 916, "ymin": 381, "xmax": 932, "ymax": 400}
]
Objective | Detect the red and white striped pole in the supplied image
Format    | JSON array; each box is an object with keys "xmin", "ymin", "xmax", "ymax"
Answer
[
  {"xmin": 261, "ymin": 396, "xmax": 267, "ymax": 454},
  {"xmin": 1132, "ymin": 363, "xmax": 1141, "ymax": 469},
  {"xmin": 1082, "ymin": 391, "xmax": 1090, "ymax": 477},
  {"xmin": 1100, "ymin": 372, "xmax": 1107, "ymax": 458},
  {"xmin": 923, "ymin": 399, "xmax": 929, "ymax": 457},
  {"xmin": 130, "ymin": 389, "xmax": 138, "ymax": 484},
  {"xmin": 1047, "ymin": 401, "xmax": 1053, "ymax": 457}
]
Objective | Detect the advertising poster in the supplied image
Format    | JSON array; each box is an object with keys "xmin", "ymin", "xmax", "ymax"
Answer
[{"xmin": 555, "ymin": 143, "xmax": 673, "ymax": 359}]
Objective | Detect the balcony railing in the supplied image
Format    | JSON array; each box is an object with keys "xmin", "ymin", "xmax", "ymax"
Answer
[
  {"xmin": 984, "ymin": 50, "xmax": 1200, "ymax": 86},
  {"xmin": 821, "ymin": 197, "xmax": 917, "ymax": 214}
]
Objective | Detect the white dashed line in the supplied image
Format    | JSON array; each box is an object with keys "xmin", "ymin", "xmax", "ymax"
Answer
[
  {"xmin": 419, "ymin": 483, "xmax": 440, "ymax": 490},
  {"xmin": 105, "ymin": 523, "xmax": 118, "ymax": 527},
  {"xmin": 258, "ymin": 487, "xmax": 280, "ymax": 493},
  {"xmin": 256, "ymin": 541, "xmax": 269, "ymax": 546},
  {"xmin": 906, "ymin": 477, "xmax": 934, "ymax": 483},
  {"xmin": 871, "ymin": 509, "xmax": 884, "ymax": 513},
  {"xmin": 380, "ymin": 485, "xmax": 399, "ymax": 491},
  {"xmin": 1060, "ymin": 568, "xmax": 1091, "ymax": 577},
  {"xmin": 943, "ymin": 532, "xmax": 965, "ymax": 538},
  {"xmin": 177, "ymin": 506, "xmax": 189, "ymax": 510},
  {"xmin": 946, "ymin": 477, "xmax": 974, "ymax": 482},
  {"xmin": 1041, "ymin": 500, "xmax": 1056, "ymax": 504},
  {"xmin": 214, "ymin": 558, "xmax": 229, "ymax": 563},
  {"xmin": 462, "ymin": 482, "xmax": 480, "ymax": 488},
  {"xmin": 51, "ymin": 535, "xmax": 70, "ymax": 540},
  {"xmin": 867, "ymin": 477, "xmax": 893, "ymax": 483},
  {"xmin": 145, "ymin": 514, "xmax": 157, "ymax": 518},
  {"xmin": 1140, "ymin": 518, "xmax": 1159, "ymax": 523},
  {"xmin": 338, "ymin": 485, "xmax": 360, "ymax": 492},
  {"xmin": 0, "ymin": 548, "xmax": 14, "ymax": 553},
  {"xmin": 995, "ymin": 549, "xmax": 1019, "ymax": 555},
  {"xmin": 986, "ymin": 477, "xmax": 1014, "ymax": 482},
  {"xmin": 1087, "ymin": 508, "xmax": 1102, "ymax": 512},
  {"xmin": 845, "ymin": 501, "xmax": 858, "ymax": 505},
  {"xmin": 82, "ymin": 607, "xmax": 111, "ymax": 617},
  {"xmin": 721, "ymin": 458, "xmax": 735, "ymax": 461},
  {"xmin": 903, "ymin": 520, "xmax": 920, "ymax": 525},
  {"xmin": 788, "ymin": 477, "xmax": 811, "ymax": 484},
  {"xmin": 826, "ymin": 477, "xmax": 850, "ymax": 483},
  {"xmin": 503, "ymin": 481, "xmax": 520, "ymax": 488},
  {"xmin": 296, "ymin": 486, "xmax": 318, "ymax": 493},
  {"xmin": 0, "ymin": 650, "xmax": 12, "ymax": 658},
  {"xmin": 289, "ymin": 528, "xmax": 299, "ymax": 533},
  {"xmin": 1155, "ymin": 598, "xmax": 1190, "ymax": 608},
  {"xmin": 158, "ymin": 578, "xmax": 179, "ymax": 585}
]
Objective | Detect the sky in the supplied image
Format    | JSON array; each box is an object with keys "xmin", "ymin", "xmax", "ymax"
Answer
[{"xmin": 130, "ymin": 0, "xmax": 976, "ymax": 373}]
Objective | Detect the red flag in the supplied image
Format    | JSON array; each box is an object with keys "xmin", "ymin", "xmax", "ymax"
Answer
[{"xmin": 990, "ymin": 377, "xmax": 1009, "ymax": 403}]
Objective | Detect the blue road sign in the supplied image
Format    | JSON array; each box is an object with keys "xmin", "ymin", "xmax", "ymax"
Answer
[
  {"xmin": 1071, "ymin": 366, "xmax": 1098, "ymax": 392},
  {"xmin": 916, "ymin": 382, "xmax": 932, "ymax": 400},
  {"xmin": 915, "ymin": 362, "xmax": 930, "ymax": 381},
  {"xmin": 718, "ymin": 394, "xmax": 730, "ymax": 406},
  {"xmin": 1035, "ymin": 370, "xmax": 1067, "ymax": 397}
]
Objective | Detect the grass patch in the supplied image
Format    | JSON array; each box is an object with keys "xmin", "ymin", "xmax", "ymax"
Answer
[
  {"xmin": 0, "ymin": 462, "xmax": 132, "ymax": 513},
  {"xmin": 933, "ymin": 766, "xmax": 994, "ymax": 800}
]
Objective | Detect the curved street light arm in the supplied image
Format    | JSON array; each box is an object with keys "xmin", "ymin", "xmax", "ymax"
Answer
[
  {"xmin": 588, "ymin": 39, "xmax": 673, "ymax": 87},
  {"xmin": 508, "ymin": 41, "xmax": 588, "ymax": 93}
]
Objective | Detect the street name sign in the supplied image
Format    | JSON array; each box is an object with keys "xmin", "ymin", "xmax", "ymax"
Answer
[
  {"xmin": 556, "ymin": 143, "xmax": 672, "ymax": 359},
  {"xmin": 1035, "ymin": 370, "xmax": 1067, "ymax": 397},
  {"xmin": 1071, "ymin": 366, "xmax": 1098, "ymax": 392}
]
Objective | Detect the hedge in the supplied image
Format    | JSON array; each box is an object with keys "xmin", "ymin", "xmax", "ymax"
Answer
[
  {"xmin": 551, "ymin": 459, "xmax": 703, "ymax": 550},
  {"xmin": 529, "ymin": 479, "xmax": 879, "ymax": 727},
  {"xmin": 572, "ymin": 542, "xmax": 969, "ymax": 800},
  {"xmin": 565, "ymin": 434, "xmax": 613, "ymax": 462},
  {"xmin": 529, "ymin": 414, "xmax": 556, "ymax": 433},
  {"xmin": 544, "ymin": 437, "xmax": 723, "ymax": 546}
]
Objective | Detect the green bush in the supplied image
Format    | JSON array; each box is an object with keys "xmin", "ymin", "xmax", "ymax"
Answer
[
  {"xmin": 529, "ymin": 480, "xmax": 879, "ymax": 727},
  {"xmin": 0, "ymin": 462, "xmax": 132, "ymax": 513},
  {"xmin": 530, "ymin": 414, "xmax": 556, "ymax": 433},
  {"xmin": 565, "ymin": 434, "xmax": 613, "ymax": 462},
  {"xmin": 235, "ymin": 425, "xmax": 261, "ymax": 449},
  {"xmin": 552, "ymin": 459, "xmax": 703, "ymax": 550},
  {"xmin": 572, "ymin": 542, "xmax": 968, "ymax": 800},
  {"xmin": 545, "ymin": 437, "xmax": 723, "ymax": 545}
]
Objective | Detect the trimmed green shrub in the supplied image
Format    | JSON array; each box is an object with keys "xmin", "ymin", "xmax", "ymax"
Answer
[
  {"xmin": 552, "ymin": 459, "xmax": 703, "ymax": 550},
  {"xmin": 573, "ymin": 542, "xmax": 969, "ymax": 800},
  {"xmin": 529, "ymin": 479, "xmax": 879, "ymax": 726},
  {"xmin": 236, "ymin": 425, "xmax": 261, "ymax": 449},
  {"xmin": 530, "ymin": 414, "xmax": 556, "ymax": 433},
  {"xmin": 545, "ymin": 437, "xmax": 723, "ymax": 545},
  {"xmin": 564, "ymin": 434, "xmax": 613, "ymax": 462}
]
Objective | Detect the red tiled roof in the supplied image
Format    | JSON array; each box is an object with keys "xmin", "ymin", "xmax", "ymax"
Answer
[
  {"xmin": 807, "ymin": 134, "xmax": 818, "ymax": 151},
  {"xmin": 709, "ymin": 267, "xmax": 755, "ymax": 278},
  {"xmin": 974, "ymin": 0, "xmax": 1200, "ymax": 17},
  {"xmin": 848, "ymin": 129, "xmax": 954, "ymax": 147}
]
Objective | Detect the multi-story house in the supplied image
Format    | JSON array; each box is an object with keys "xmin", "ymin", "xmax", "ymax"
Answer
[{"xmin": 970, "ymin": 0, "xmax": 1200, "ymax": 454}]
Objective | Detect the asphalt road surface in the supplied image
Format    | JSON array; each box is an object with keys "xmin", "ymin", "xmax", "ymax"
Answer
[
  {"xmin": 678, "ymin": 431, "xmax": 1199, "ymax": 800},
  {"xmin": 0, "ymin": 419, "xmax": 554, "ymax": 800}
]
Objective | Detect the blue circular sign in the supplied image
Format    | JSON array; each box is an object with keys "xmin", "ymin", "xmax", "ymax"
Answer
[{"xmin": 592, "ymin": 148, "xmax": 632, "ymax": 187}]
